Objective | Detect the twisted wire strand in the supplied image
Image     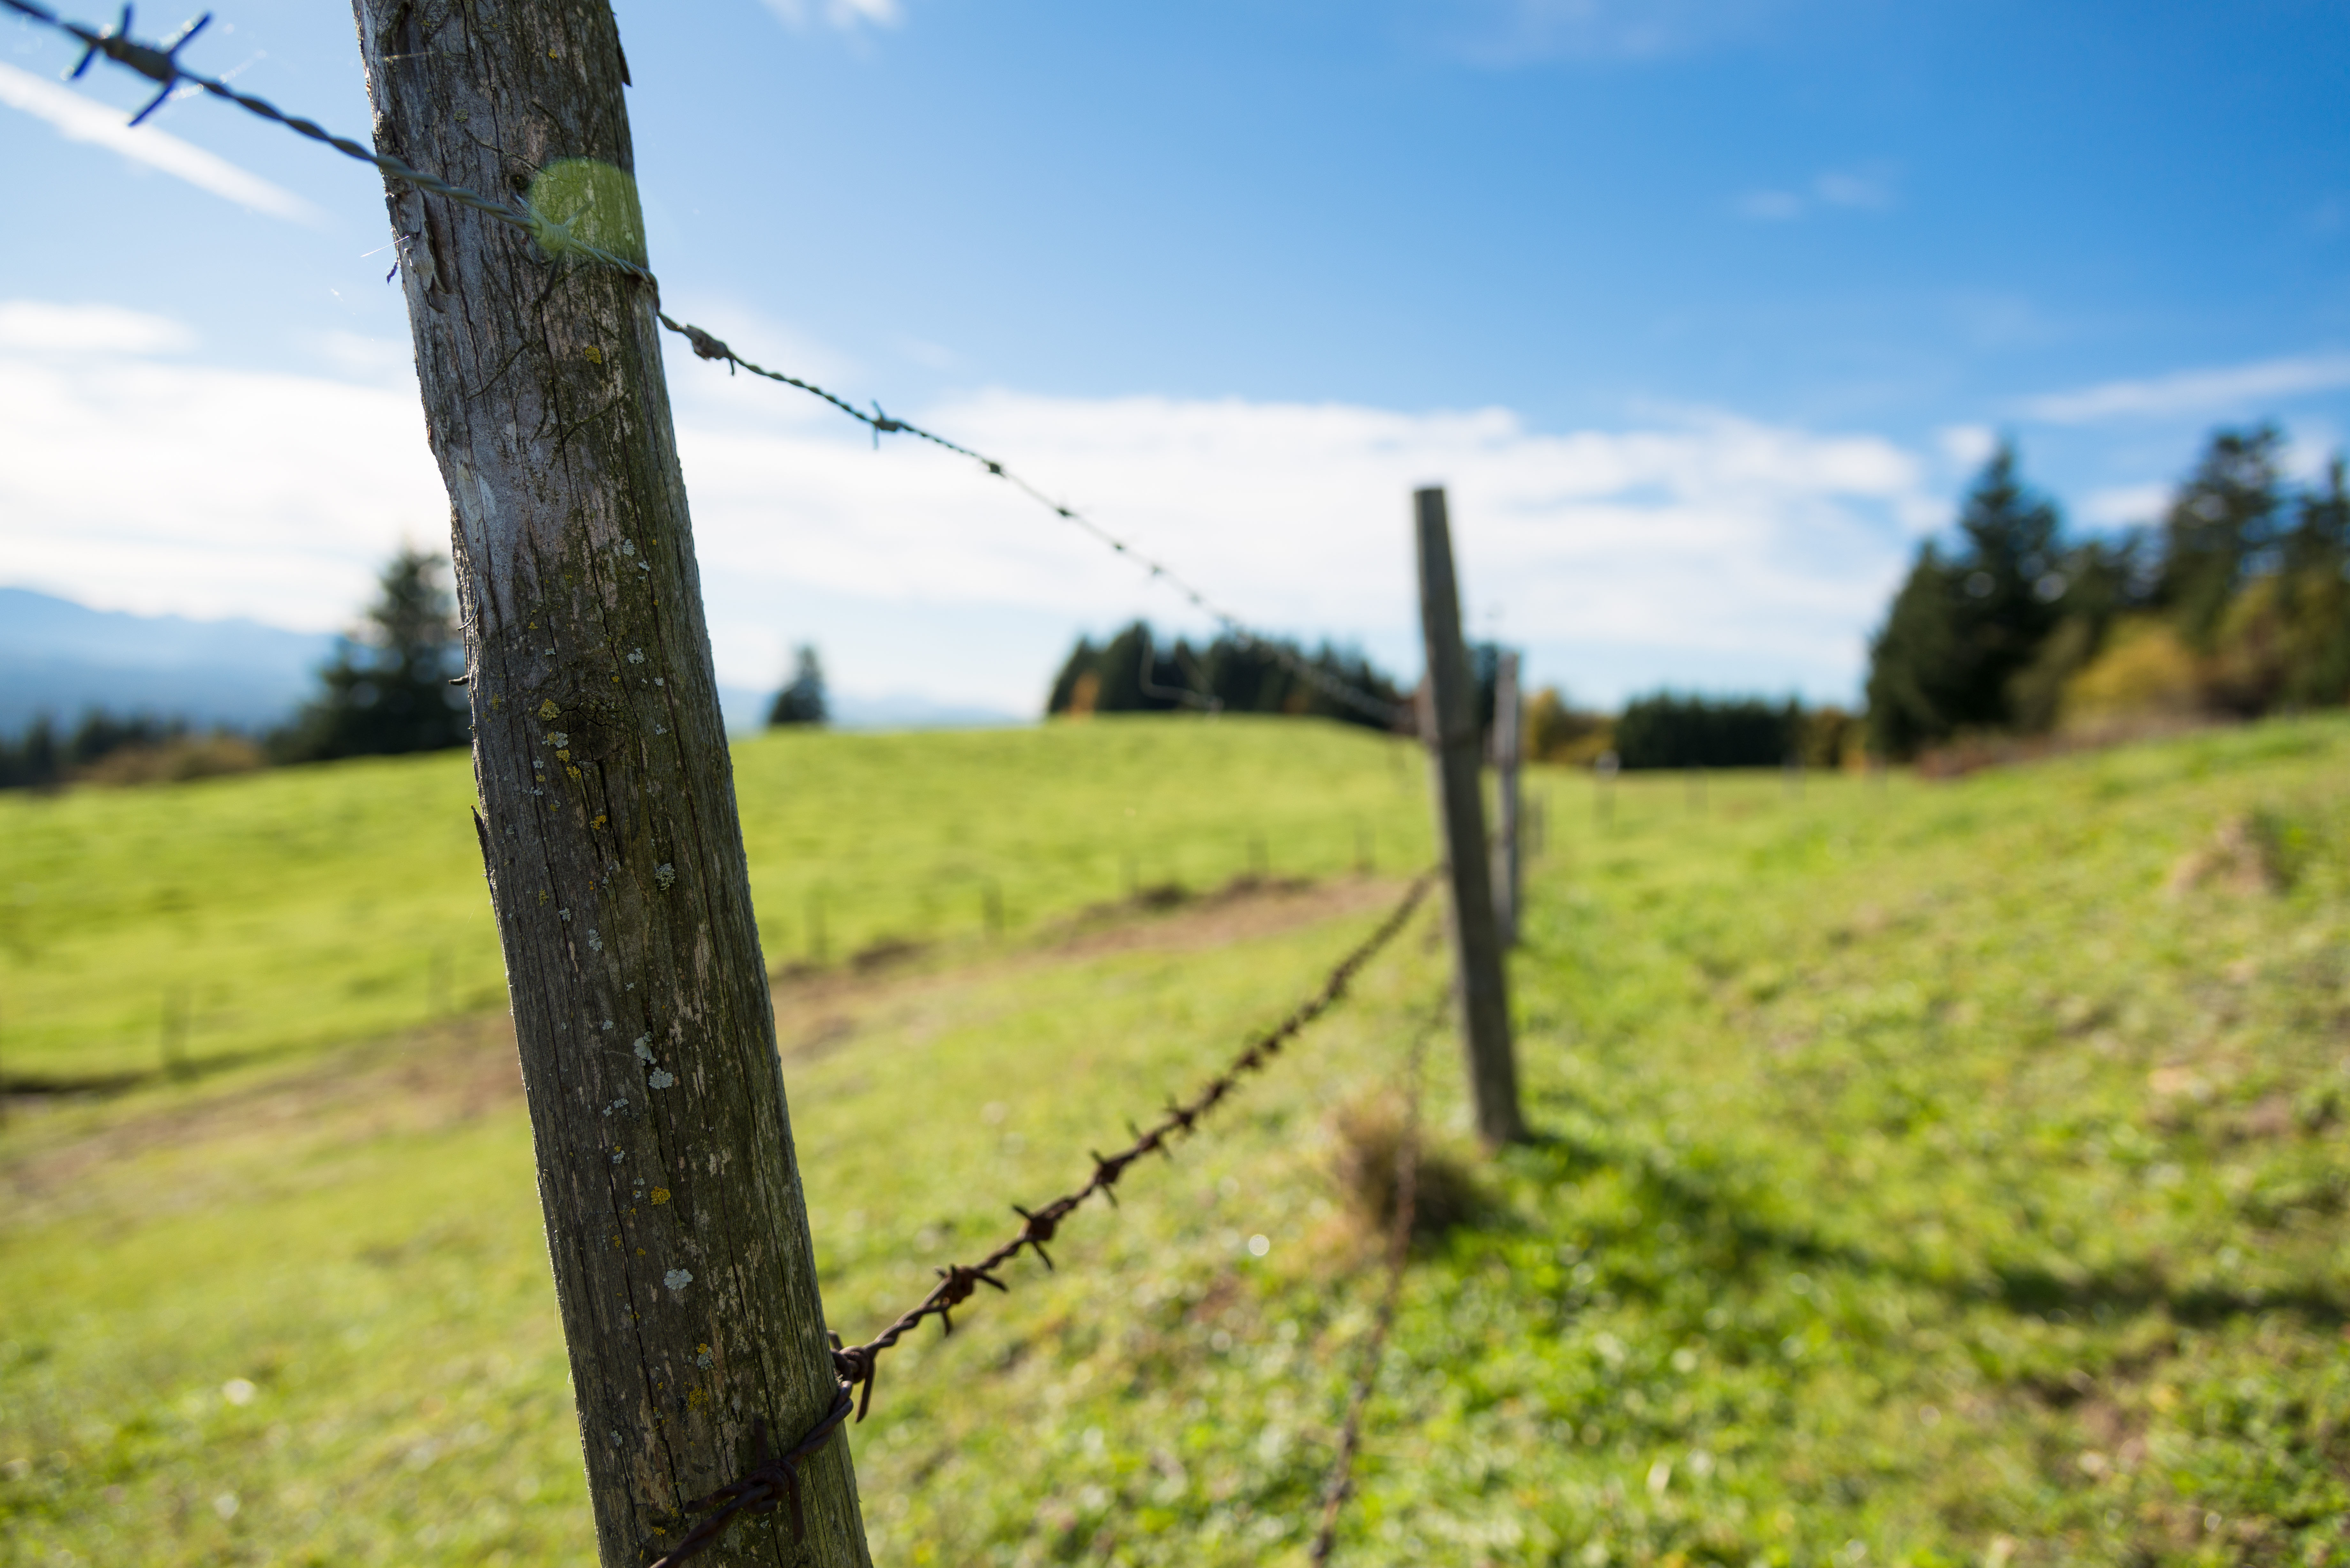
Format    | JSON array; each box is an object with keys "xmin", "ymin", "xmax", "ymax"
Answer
[
  {"xmin": 4, "ymin": 0, "xmax": 1406, "ymax": 728},
  {"xmin": 824, "ymin": 870, "xmax": 1437, "ymax": 1420},
  {"xmin": 637, "ymin": 872, "xmax": 1437, "ymax": 1564},
  {"xmin": 654, "ymin": 314, "xmax": 1408, "ymax": 727},
  {"xmin": 0, "ymin": 0, "xmax": 654, "ymax": 282},
  {"xmin": 1307, "ymin": 994, "xmax": 1441, "ymax": 1564}
]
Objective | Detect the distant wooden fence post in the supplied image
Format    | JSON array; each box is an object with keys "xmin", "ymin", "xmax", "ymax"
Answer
[
  {"xmin": 1414, "ymin": 488, "xmax": 1527, "ymax": 1147},
  {"xmin": 1491, "ymin": 648, "xmax": 1522, "ymax": 948}
]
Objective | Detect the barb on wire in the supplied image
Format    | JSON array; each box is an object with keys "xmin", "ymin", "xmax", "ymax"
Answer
[
  {"xmin": 644, "ymin": 1385, "xmax": 854, "ymax": 1568},
  {"xmin": 1307, "ymin": 997, "xmax": 1440, "ymax": 1565},
  {"xmin": 3, "ymin": 0, "xmax": 654, "ymax": 282},
  {"xmin": 653, "ymin": 313, "xmax": 1409, "ymax": 729},
  {"xmin": 826, "ymin": 869, "xmax": 1436, "ymax": 1422},
  {"xmin": 639, "ymin": 871, "xmax": 1435, "ymax": 1566},
  {"xmin": 15, "ymin": 0, "xmax": 1407, "ymax": 728}
]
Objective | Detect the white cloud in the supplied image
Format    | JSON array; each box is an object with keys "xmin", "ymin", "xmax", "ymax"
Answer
[
  {"xmin": 0, "ymin": 60, "xmax": 321, "ymax": 224},
  {"xmin": 1937, "ymin": 424, "xmax": 1997, "ymax": 469},
  {"xmin": 310, "ymin": 330, "xmax": 414, "ymax": 387},
  {"xmin": 669, "ymin": 371, "xmax": 1930, "ymax": 699},
  {"xmin": 0, "ymin": 298, "xmax": 1936, "ymax": 709},
  {"xmin": 761, "ymin": 0, "xmax": 902, "ymax": 31},
  {"xmin": 0, "ymin": 299, "xmax": 194, "ymax": 355},
  {"xmin": 2080, "ymin": 483, "xmax": 2169, "ymax": 528},
  {"xmin": 2018, "ymin": 352, "xmax": 2350, "ymax": 424},
  {"xmin": 1735, "ymin": 164, "xmax": 1896, "ymax": 221}
]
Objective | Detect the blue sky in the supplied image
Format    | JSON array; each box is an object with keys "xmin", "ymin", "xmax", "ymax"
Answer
[{"xmin": 3, "ymin": 0, "xmax": 2346, "ymax": 713}]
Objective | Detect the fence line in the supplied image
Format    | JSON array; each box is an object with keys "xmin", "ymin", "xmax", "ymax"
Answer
[
  {"xmin": 1309, "ymin": 995, "xmax": 1438, "ymax": 1564},
  {"xmin": 8, "ymin": 5, "xmax": 1449, "ymax": 1556},
  {"xmin": 657, "ymin": 315, "xmax": 1406, "ymax": 727},
  {"xmin": 5, "ymin": 0, "xmax": 1406, "ymax": 728},
  {"xmin": 643, "ymin": 870, "xmax": 1436, "ymax": 1564}
]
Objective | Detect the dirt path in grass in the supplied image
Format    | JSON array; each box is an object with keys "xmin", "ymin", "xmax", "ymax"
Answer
[{"xmin": 0, "ymin": 874, "xmax": 1411, "ymax": 1226}]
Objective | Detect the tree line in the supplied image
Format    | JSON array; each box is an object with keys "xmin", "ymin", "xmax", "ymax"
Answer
[
  {"xmin": 1865, "ymin": 426, "xmax": 2348, "ymax": 759},
  {"xmin": 1, "ymin": 548, "xmax": 471, "ymax": 791},
  {"xmin": 17, "ymin": 420, "xmax": 2333, "ymax": 789},
  {"xmin": 1044, "ymin": 621, "xmax": 1410, "ymax": 731}
]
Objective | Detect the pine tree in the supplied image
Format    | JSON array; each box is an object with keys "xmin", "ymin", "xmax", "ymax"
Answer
[
  {"xmin": 1863, "ymin": 443, "xmax": 2068, "ymax": 756},
  {"xmin": 1044, "ymin": 622, "xmax": 1405, "ymax": 728},
  {"xmin": 275, "ymin": 548, "xmax": 470, "ymax": 762},
  {"xmin": 2006, "ymin": 535, "xmax": 2148, "ymax": 732},
  {"xmin": 768, "ymin": 644, "xmax": 829, "ymax": 726},
  {"xmin": 1865, "ymin": 542, "xmax": 1962, "ymax": 758},
  {"xmin": 2264, "ymin": 456, "xmax": 2350, "ymax": 708},
  {"xmin": 2157, "ymin": 426, "xmax": 2284, "ymax": 646}
]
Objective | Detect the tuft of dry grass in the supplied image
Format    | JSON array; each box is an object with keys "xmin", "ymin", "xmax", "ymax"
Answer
[{"xmin": 1326, "ymin": 1089, "xmax": 1480, "ymax": 1244}]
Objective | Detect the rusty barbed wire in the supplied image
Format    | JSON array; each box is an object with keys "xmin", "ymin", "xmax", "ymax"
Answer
[
  {"xmin": 635, "ymin": 871, "xmax": 1437, "ymax": 1565},
  {"xmin": 1308, "ymin": 995, "xmax": 1439, "ymax": 1565},
  {"xmin": 10, "ymin": 0, "xmax": 1410, "ymax": 730},
  {"xmin": 655, "ymin": 313, "xmax": 1410, "ymax": 728},
  {"xmin": 0, "ymin": 0, "xmax": 655, "ymax": 283},
  {"xmin": 824, "ymin": 869, "xmax": 1436, "ymax": 1420},
  {"xmin": 644, "ymin": 1385, "xmax": 855, "ymax": 1568}
]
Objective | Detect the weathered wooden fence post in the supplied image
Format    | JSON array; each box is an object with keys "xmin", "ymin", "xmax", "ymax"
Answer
[
  {"xmin": 1414, "ymin": 488, "xmax": 1526, "ymax": 1146},
  {"xmin": 1490, "ymin": 647, "xmax": 1522, "ymax": 948},
  {"xmin": 352, "ymin": 5, "xmax": 870, "ymax": 1563}
]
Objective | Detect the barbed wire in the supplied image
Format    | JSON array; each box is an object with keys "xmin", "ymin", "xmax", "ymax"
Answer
[
  {"xmin": 824, "ymin": 869, "xmax": 1436, "ymax": 1418},
  {"xmin": 644, "ymin": 1386, "xmax": 855, "ymax": 1568},
  {"xmin": 1308, "ymin": 995, "xmax": 1438, "ymax": 1565},
  {"xmin": 6, "ymin": 0, "xmax": 1410, "ymax": 729},
  {"xmin": 656, "ymin": 316, "xmax": 1410, "ymax": 727},
  {"xmin": 11, "ymin": 9, "xmax": 1442, "ymax": 1549},
  {"xmin": 0, "ymin": 0, "xmax": 655, "ymax": 282},
  {"xmin": 641, "ymin": 870, "xmax": 1437, "ymax": 1565}
]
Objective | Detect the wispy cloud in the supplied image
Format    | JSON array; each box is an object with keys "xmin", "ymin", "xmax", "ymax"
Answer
[
  {"xmin": 1735, "ymin": 164, "xmax": 1897, "ymax": 221},
  {"xmin": 2018, "ymin": 352, "xmax": 2350, "ymax": 424},
  {"xmin": 2080, "ymin": 483, "xmax": 2169, "ymax": 527},
  {"xmin": 0, "ymin": 60, "xmax": 320, "ymax": 224},
  {"xmin": 760, "ymin": 0, "xmax": 902, "ymax": 32},
  {"xmin": 1936, "ymin": 424, "xmax": 1997, "ymax": 469},
  {"xmin": 0, "ymin": 300, "xmax": 194, "ymax": 355},
  {"xmin": 0, "ymin": 296, "xmax": 1936, "ymax": 708}
]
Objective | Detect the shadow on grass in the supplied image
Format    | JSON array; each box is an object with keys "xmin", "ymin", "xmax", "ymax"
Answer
[
  {"xmin": 1504, "ymin": 1122, "xmax": 2350, "ymax": 1332},
  {"xmin": 1, "ymin": 1044, "xmax": 294, "ymax": 1103}
]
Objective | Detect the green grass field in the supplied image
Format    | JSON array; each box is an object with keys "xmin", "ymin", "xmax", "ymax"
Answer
[
  {"xmin": 0, "ymin": 718, "xmax": 1432, "ymax": 1082},
  {"xmin": 4, "ymin": 715, "xmax": 2349, "ymax": 1567}
]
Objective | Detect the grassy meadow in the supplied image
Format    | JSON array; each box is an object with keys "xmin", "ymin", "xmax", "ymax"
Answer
[
  {"xmin": 0, "ymin": 718, "xmax": 1431, "ymax": 1083},
  {"xmin": 5, "ymin": 715, "xmax": 2350, "ymax": 1566}
]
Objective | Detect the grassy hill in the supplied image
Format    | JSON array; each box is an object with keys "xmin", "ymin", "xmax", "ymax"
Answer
[
  {"xmin": 4, "ymin": 715, "xmax": 2349, "ymax": 1566},
  {"xmin": 0, "ymin": 718, "xmax": 1433, "ymax": 1082}
]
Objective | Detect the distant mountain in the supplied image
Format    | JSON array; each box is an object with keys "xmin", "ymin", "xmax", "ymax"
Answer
[
  {"xmin": 715, "ymin": 685, "xmax": 1025, "ymax": 734},
  {"xmin": 0, "ymin": 587, "xmax": 1027, "ymax": 737},
  {"xmin": 0, "ymin": 587, "xmax": 335, "ymax": 734},
  {"xmin": 829, "ymin": 690, "xmax": 1027, "ymax": 731}
]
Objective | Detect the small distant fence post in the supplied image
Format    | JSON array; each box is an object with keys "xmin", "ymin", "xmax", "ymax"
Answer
[
  {"xmin": 1491, "ymin": 648, "xmax": 1522, "ymax": 948},
  {"xmin": 1414, "ymin": 488, "xmax": 1526, "ymax": 1147}
]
